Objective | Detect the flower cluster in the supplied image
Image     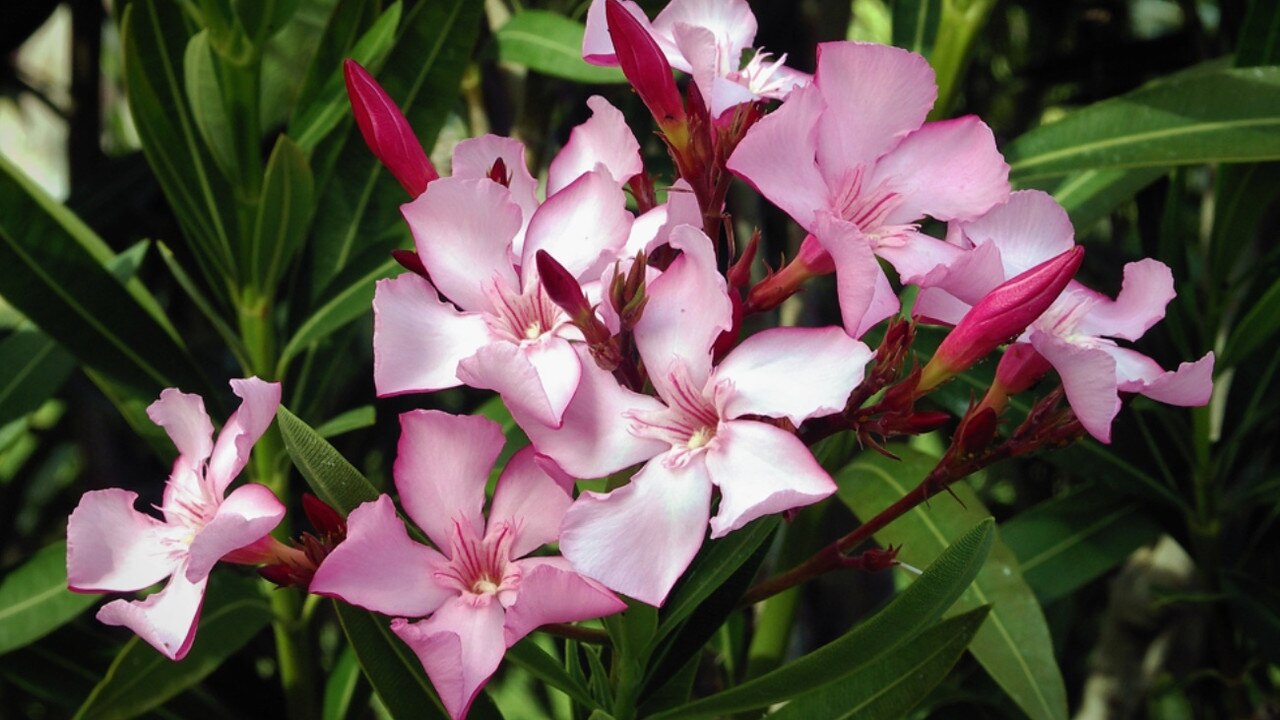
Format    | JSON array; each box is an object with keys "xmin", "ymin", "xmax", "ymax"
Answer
[{"xmin": 66, "ymin": 0, "xmax": 1213, "ymax": 716}]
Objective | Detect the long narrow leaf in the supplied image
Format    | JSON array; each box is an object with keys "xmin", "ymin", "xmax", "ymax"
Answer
[
  {"xmin": 0, "ymin": 541, "xmax": 97, "ymax": 655},
  {"xmin": 276, "ymin": 405, "xmax": 380, "ymax": 513}
]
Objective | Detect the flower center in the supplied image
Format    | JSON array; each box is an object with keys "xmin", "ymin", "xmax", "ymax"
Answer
[
  {"xmin": 626, "ymin": 359, "xmax": 720, "ymax": 468},
  {"xmin": 687, "ymin": 425, "xmax": 714, "ymax": 450},
  {"xmin": 483, "ymin": 277, "xmax": 564, "ymax": 345},
  {"xmin": 734, "ymin": 49, "xmax": 795, "ymax": 97},
  {"xmin": 435, "ymin": 519, "xmax": 521, "ymax": 605},
  {"xmin": 1034, "ymin": 290, "xmax": 1097, "ymax": 342},
  {"xmin": 832, "ymin": 166, "xmax": 907, "ymax": 236}
]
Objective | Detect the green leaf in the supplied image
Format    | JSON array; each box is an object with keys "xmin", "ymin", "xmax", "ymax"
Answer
[
  {"xmin": 307, "ymin": 0, "xmax": 482, "ymax": 300},
  {"xmin": 0, "ymin": 541, "xmax": 97, "ymax": 655},
  {"xmin": 0, "ymin": 326, "xmax": 76, "ymax": 428},
  {"xmin": 73, "ymin": 574, "xmax": 272, "ymax": 720},
  {"xmin": 123, "ymin": 0, "xmax": 239, "ymax": 286},
  {"xmin": 291, "ymin": 0, "xmax": 382, "ymax": 128},
  {"xmin": 291, "ymin": 1, "xmax": 403, "ymax": 153},
  {"xmin": 496, "ymin": 11, "xmax": 626, "ymax": 84},
  {"xmin": 156, "ymin": 241, "xmax": 251, "ymax": 369},
  {"xmin": 649, "ymin": 519, "xmax": 994, "ymax": 720},
  {"xmin": 251, "ymin": 135, "xmax": 315, "ymax": 290},
  {"xmin": 1222, "ymin": 273, "xmax": 1280, "ymax": 367},
  {"xmin": 277, "ymin": 404, "xmax": 379, "ymax": 514},
  {"xmin": 891, "ymin": 0, "xmax": 941, "ymax": 56},
  {"xmin": 184, "ymin": 30, "xmax": 240, "ymax": 187},
  {"xmin": 279, "ymin": 257, "xmax": 397, "ymax": 373},
  {"xmin": 323, "ymin": 644, "xmax": 366, "ymax": 720},
  {"xmin": 1001, "ymin": 485, "xmax": 1161, "ymax": 603},
  {"xmin": 334, "ymin": 603, "xmax": 449, "ymax": 720},
  {"xmin": 315, "ymin": 405, "xmax": 377, "ymax": 438},
  {"xmin": 1039, "ymin": 167, "xmax": 1167, "ymax": 230},
  {"xmin": 1005, "ymin": 66, "xmax": 1280, "ymax": 182},
  {"xmin": 766, "ymin": 606, "xmax": 990, "ymax": 720},
  {"xmin": 505, "ymin": 638, "xmax": 603, "ymax": 712},
  {"xmin": 836, "ymin": 447, "xmax": 1068, "ymax": 720},
  {"xmin": 0, "ymin": 153, "xmax": 207, "ymax": 397}
]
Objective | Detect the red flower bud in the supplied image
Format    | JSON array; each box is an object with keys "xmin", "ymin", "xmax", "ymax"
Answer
[
  {"xmin": 302, "ymin": 493, "xmax": 346, "ymax": 538},
  {"xmin": 919, "ymin": 246, "xmax": 1083, "ymax": 392},
  {"xmin": 344, "ymin": 59, "xmax": 439, "ymax": 197},
  {"xmin": 391, "ymin": 249, "xmax": 429, "ymax": 279},
  {"xmin": 604, "ymin": 0, "xmax": 687, "ymax": 143}
]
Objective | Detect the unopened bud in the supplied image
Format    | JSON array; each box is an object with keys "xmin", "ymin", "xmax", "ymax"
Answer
[
  {"xmin": 537, "ymin": 250, "xmax": 613, "ymax": 346},
  {"xmin": 302, "ymin": 493, "xmax": 346, "ymax": 538},
  {"xmin": 955, "ymin": 406, "xmax": 999, "ymax": 457},
  {"xmin": 727, "ymin": 229, "xmax": 760, "ymax": 290},
  {"xmin": 604, "ymin": 0, "xmax": 688, "ymax": 145},
  {"xmin": 391, "ymin": 249, "xmax": 429, "ymax": 278},
  {"xmin": 746, "ymin": 234, "xmax": 834, "ymax": 312},
  {"xmin": 487, "ymin": 157, "xmax": 511, "ymax": 187},
  {"xmin": 344, "ymin": 59, "xmax": 439, "ymax": 197},
  {"xmin": 610, "ymin": 252, "xmax": 649, "ymax": 329},
  {"xmin": 919, "ymin": 246, "xmax": 1083, "ymax": 392}
]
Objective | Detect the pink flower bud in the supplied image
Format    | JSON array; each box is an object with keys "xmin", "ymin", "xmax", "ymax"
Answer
[
  {"xmin": 919, "ymin": 246, "xmax": 1083, "ymax": 392},
  {"xmin": 745, "ymin": 234, "xmax": 835, "ymax": 312},
  {"xmin": 604, "ymin": 0, "xmax": 687, "ymax": 141},
  {"xmin": 344, "ymin": 59, "xmax": 439, "ymax": 197}
]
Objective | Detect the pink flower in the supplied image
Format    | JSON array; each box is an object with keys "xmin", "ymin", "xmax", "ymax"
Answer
[
  {"xmin": 66, "ymin": 378, "xmax": 284, "ymax": 660},
  {"xmin": 310, "ymin": 410, "xmax": 624, "ymax": 720},
  {"xmin": 512, "ymin": 227, "xmax": 872, "ymax": 605},
  {"xmin": 727, "ymin": 41, "xmax": 1009, "ymax": 337},
  {"xmin": 372, "ymin": 101, "xmax": 643, "ymax": 427},
  {"xmin": 916, "ymin": 190, "xmax": 1214, "ymax": 442},
  {"xmin": 584, "ymin": 0, "xmax": 810, "ymax": 117}
]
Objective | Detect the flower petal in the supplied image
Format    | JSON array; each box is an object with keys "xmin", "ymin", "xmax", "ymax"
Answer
[
  {"xmin": 451, "ymin": 135, "xmax": 540, "ymax": 228},
  {"xmin": 635, "ymin": 225, "xmax": 732, "ymax": 398},
  {"xmin": 952, "ymin": 190, "xmax": 1074, "ymax": 278},
  {"xmin": 489, "ymin": 448, "xmax": 575, "ymax": 558},
  {"xmin": 548, "ymin": 96, "xmax": 643, "ymax": 195},
  {"xmin": 1076, "ymin": 259, "xmax": 1176, "ymax": 342},
  {"xmin": 874, "ymin": 230, "xmax": 966, "ymax": 287},
  {"xmin": 373, "ymin": 274, "xmax": 492, "ymax": 397},
  {"xmin": 502, "ymin": 556, "xmax": 626, "ymax": 645},
  {"xmin": 515, "ymin": 346, "xmax": 668, "ymax": 478},
  {"xmin": 456, "ymin": 337, "xmax": 582, "ymax": 428},
  {"xmin": 582, "ymin": 0, "xmax": 653, "ymax": 65},
  {"xmin": 814, "ymin": 42, "xmax": 936, "ymax": 177},
  {"xmin": 396, "ymin": 410, "xmax": 501, "ymax": 548},
  {"xmin": 391, "ymin": 598, "xmax": 507, "ymax": 720},
  {"xmin": 726, "ymin": 82, "xmax": 828, "ymax": 230},
  {"xmin": 705, "ymin": 420, "xmax": 835, "ymax": 538},
  {"xmin": 1030, "ymin": 331, "xmax": 1122, "ymax": 443},
  {"xmin": 96, "ymin": 563, "xmax": 207, "ymax": 660},
  {"xmin": 813, "ymin": 214, "xmax": 889, "ymax": 338},
  {"xmin": 310, "ymin": 495, "xmax": 453, "ymax": 617},
  {"xmin": 404, "ymin": 177, "xmax": 521, "ymax": 313},
  {"xmin": 67, "ymin": 489, "xmax": 177, "ymax": 593},
  {"xmin": 559, "ymin": 456, "xmax": 712, "ymax": 606},
  {"xmin": 715, "ymin": 326, "xmax": 871, "ymax": 425},
  {"xmin": 652, "ymin": 0, "xmax": 756, "ymax": 66},
  {"xmin": 146, "ymin": 388, "xmax": 213, "ymax": 467},
  {"xmin": 871, "ymin": 115, "xmax": 1010, "ymax": 225},
  {"xmin": 206, "ymin": 377, "xmax": 281, "ymax": 495},
  {"xmin": 184, "ymin": 483, "xmax": 286, "ymax": 582},
  {"xmin": 1109, "ymin": 347, "xmax": 1214, "ymax": 406},
  {"xmin": 522, "ymin": 169, "xmax": 633, "ymax": 286}
]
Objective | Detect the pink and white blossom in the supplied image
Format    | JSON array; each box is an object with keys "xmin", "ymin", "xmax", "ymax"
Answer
[
  {"xmin": 513, "ymin": 227, "xmax": 872, "ymax": 605},
  {"xmin": 66, "ymin": 378, "xmax": 284, "ymax": 660},
  {"xmin": 727, "ymin": 41, "xmax": 1009, "ymax": 337},
  {"xmin": 310, "ymin": 410, "xmax": 624, "ymax": 719},
  {"xmin": 584, "ymin": 0, "xmax": 810, "ymax": 117}
]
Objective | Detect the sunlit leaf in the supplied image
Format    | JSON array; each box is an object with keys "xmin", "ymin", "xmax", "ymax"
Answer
[{"xmin": 496, "ymin": 11, "xmax": 626, "ymax": 84}]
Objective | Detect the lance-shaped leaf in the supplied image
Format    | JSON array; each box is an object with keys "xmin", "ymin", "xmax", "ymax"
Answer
[
  {"xmin": 496, "ymin": 11, "xmax": 626, "ymax": 84},
  {"xmin": 0, "ymin": 326, "xmax": 76, "ymax": 429},
  {"xmin": 277, "ymin": 405, "xmax": 379, "ymax": 514},
  {"xmin": 0, "ymin": 154, "xmax": 206, "ymax": 397},
  {"xmin": 0, "ymin": 541, "xmax": 97, "ymax": 655},
  {"xmin": 1005, "ymin": 65, "xmax": 1280, "ymax": 182},
  {"xmin": 184, "ymin": 30, "xmax": 240, "ymax": 189},
  {"xmin": 837, "ymin": 447, "xmax": 1068, "ymax": 720},
  {"xmin": 251, "ymin": 135, "xmax": 315, "ymax": 290}
]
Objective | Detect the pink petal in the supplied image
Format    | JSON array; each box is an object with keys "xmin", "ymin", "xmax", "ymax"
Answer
[
  {"xmin": 390, "ymin": 598, "xmax": 507, "ymax": 720},
  {"xmin": 872, "ymin": 116, "xmax": 1010, "ymax": 225},
  {"xmin": 858, "ymin": 262, "xmax": 902, "ymax": 338},
  {"xmin": 582, "ymin": 0, "xmax": 652, "ymax": 65},
  {"xmin": 396, "ymin": 410, "xmax": 500, "ymax": 548},
  {"xmin": 875, "ymin": 230, "xmax": 966, "ymax": 286},
  {"xmin": 489, "ymin": 448, "xmax": 575, "ymax": 558},
  {"xmin": 67, "ymin": 489, "xmax": 177, "ymax": 593},
  {"xmin": 814, "ymin": 42, "xmax": 936, "ymax": 177},
  {"xmin": 502, "ymin": 556, "xmax": 626, "ymax": 645},
  {"xmin": 726, "ymin": 82, "xmax": 828, "ymax": 231},
  {"xmin": 706, "ymin": 74, "xmax": 761, "ymax": 118},
  {"xmin": 670, "ymin": 23, "xmax": 725, "ymax": 109},
  {"xmin": 456, "ymin": 337, "xmax": 582, "ymax": 428},
  {"xmin": 547, "ymin": 96, "xmax": 643, "ymax": 195},
  {"xmin": 403, "ymin": 177, "xmax": 521, "ymax": 313},
  {"xmin": 146, "ymin": 388, "xmax": 213, "ymax": 466},
  {"xmin": 635, "ymin": 225, "xmax": 732, "ymax": 398},
  {"xmin": 96, "ymin": 563, "xmax": 207, "ymax": 660},
  {"xmin": 1030, "ymin": 332, "xmax": 1122, "ymax": 443},
  {"xmin": 521, "ymin": 169, "xmax": 633, "ymax": 286},
  {"xmin": 184, "ymin": 483, "xmax": 285, "ymax": 582},
  {"xmin": 206, "ymin": 377, "xmax": 281, "ymax": 495},
  {"xmin": 373, "ymin": 274, "xmax": 492, "ymax": 397},
  {"xmin": 912, "ymin": 286, "xmax": 972, "ymax": 327},
  {"xmin": 1109, "ymin": 348, "xmax": 1215, "ymax": 406},
  {"xmin": 652, "ymin": 0, "xmax": 756, "ymax": 64},
  {"xmin": 714, "ymin": 326, "xmax": 872, "ymax": 425},
  {"xmin": 914, "ymin": 233, "xmax": 1008, "ymax": 306},
  {"xmin": 515, "ymin": 346, "xmax": 668, "ymax": 478},
  {"xmin": 623, "ymin": 179, "xmax": 702, "ymax": 258},
  {"xmin": 813, "ymin": 214, "xmax": 888, "ymax": 338},
  {"xmin": 559, "ymin": 456, "xmax": 712, "ymax": 606},
  {"xmin": 310, "ymin": 495, "xmax": 453, "ymax": 617},
  {"xmin": 952, "ymin": 190, "xmax": 1074, "ymax": 278},
  {"xmin": 706, "ymin": 420, "xmax": 836, "ymax": 538},
  {"xmin": 451, "ymin": 135, "xmax": 540, "ymax": 228},
  {"xmin": 1077, "ymin": 259, "xmax": 1176, "ymax": 342}
]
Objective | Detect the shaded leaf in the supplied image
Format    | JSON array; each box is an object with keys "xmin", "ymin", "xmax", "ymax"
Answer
[
  {"xmin": 0, "ymin": 541, "xmax": 97, "ymax": 655},
  {"xmin": 334, "ymin": 603, "xmax": 449, "ymax": 720},
  {"xmin": 251, "ymin": 134, "xmax": 315, "ymax": 290},
  {"xmin": 892, "ymin": 0, "xmax": 941, "ymax": 57},
  {"xmin": 184, "ymin": 31, "xmax": 240, "ymax": 186},
  {"xmin": 505, "ymin": 638, "xmax": 603, "ymax": 712},
  {"xmin": 496, "ymin": 11, "xmax": 627, "ymax": 84},
  {"xmin": 0, "ymin": 327, "xmax": 76, "ymax": 429},
  {"xmin": 1039, "ymin": 167, "xmax": 1167, "ymax": 230},
  {"xmin": 277, "ymin": 404, "xmax": 380, "ymax": 514},
  {"xmin": 836, "ymin": 447, "xmax": 1068, "ymax": 720},
  {"xmin": 315, "ymin": 405, "xmax": 377, "ymax": 439},
  {"xmin": 280, "ymin": 257, "xmax": 396, "ymax": 372},
  {"xmin": 323, "ymin": 644, "xmax": 367, "ymax": 720}
]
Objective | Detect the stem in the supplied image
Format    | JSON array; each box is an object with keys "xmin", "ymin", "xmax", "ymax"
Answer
[{"xmin": 540, "ymin": 623, "xmax": 610, "ymax": 645}]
